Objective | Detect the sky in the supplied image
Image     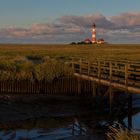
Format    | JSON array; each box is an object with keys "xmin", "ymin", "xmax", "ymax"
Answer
[{"xmin": 0, "ymin": 0, "xmax": 140, "ymax": 44}]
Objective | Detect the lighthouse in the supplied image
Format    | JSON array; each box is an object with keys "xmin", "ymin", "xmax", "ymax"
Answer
[{"xmin": 92, "ymin": 23, "xmax": 96, "ymax": 43}]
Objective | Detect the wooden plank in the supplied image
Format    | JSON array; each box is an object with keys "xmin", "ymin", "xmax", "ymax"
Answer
[
  {"xmin": 128, "ymin": 71, "xmax": 140, "ymax": 75},
  {"xmin": 74, "ymin": 73, "xmax": 140, "ymax": 94}
]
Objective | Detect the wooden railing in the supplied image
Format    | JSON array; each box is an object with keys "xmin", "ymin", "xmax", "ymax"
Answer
[
  {"xmin": 0, "ymin": 78, "xmax": 88, "ymax": 95},
  {"xmin": 72, "ymin": 58, "xmax": 140, "ymax": 94}
]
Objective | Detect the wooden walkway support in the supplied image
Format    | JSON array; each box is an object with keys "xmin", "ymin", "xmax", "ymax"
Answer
[
  {"xmin": 71, "ymin": 58, "xmax": 140, "ymax": 129},
  {"xmin": 72, "ymin": 58, "xmax": 140, "ymax": 94}
]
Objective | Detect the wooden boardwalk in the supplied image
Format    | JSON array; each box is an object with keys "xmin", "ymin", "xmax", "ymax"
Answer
[
  {"xmin": 72, "ymin": 58, "xmax": 140, "ymax": 94},
  {"xmin": 0, "ymin": 58, "xmax": 139, "ymax": 96}
]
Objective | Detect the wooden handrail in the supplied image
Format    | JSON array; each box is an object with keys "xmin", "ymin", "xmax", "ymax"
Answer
[{"xmin": 72, "ymin": 58, "xmax": 140, "ymax": 94}]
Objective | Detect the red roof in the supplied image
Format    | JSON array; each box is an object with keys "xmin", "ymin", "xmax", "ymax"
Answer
[
  {"xmin": 98, "ymin": 38, "xmax": 104, "ymax": 41},
  {"xmin": 85, "ymin": 38, "xmax": 91, "ymax": 42}
]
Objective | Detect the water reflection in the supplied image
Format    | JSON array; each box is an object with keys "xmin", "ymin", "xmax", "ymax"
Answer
[
  {"xmin": 0, "ymin": 117, "xmax": 105, "ymax": 140},
  {"xmin": 0, "ymin": 94, "xmax": 140, "ymax": 140},
  {"xmin": 0, "ymin": 128, "xmax": 75, "ymax": 140}
]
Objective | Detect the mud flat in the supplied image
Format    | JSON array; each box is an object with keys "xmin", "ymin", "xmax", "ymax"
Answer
[{"xmin": 0, "ymin": 94, "xmax": 91, "ymax": 123}]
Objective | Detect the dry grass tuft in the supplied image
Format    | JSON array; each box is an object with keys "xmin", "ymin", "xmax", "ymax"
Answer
[{"xmin": 107, "ymin": 123, "xmax": 138, "ymax": 140}]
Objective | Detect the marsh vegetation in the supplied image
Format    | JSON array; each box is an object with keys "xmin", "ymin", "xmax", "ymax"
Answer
[{"xmin": 0, "ymin": 44, "xmax": 139, "ymax": 82}]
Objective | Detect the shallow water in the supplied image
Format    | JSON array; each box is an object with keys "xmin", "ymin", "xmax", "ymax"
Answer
[
  {"xmin": 132, "ymin": 112, "xmax": 140, "ymax": 129},
  {"xmin": 0, "ymin": 94, "xmax": 140, "ymax": 140},
  {"xmin": 0, "ymin": 117, "xmax": 104, "ymax": 140},
  {"xmin": 0, "ymin": 128, "xmax": 73, "ymax": 140},
  {"xmin": 124, "ymin": 112, "xmax": 140, "ymax": 130}
]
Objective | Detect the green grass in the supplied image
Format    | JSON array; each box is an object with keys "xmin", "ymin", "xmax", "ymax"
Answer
[
  {"xmin": 0, "ymin": 43, "xmax": 139, "ymax": 81},
  {"xmin": 0, "ymin": 44, "xmax": 140, "ymax": 61}
]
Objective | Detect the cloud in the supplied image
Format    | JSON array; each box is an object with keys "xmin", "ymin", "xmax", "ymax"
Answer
[
  {"xmin": 57, "ymin": 14, "xmax": 115, "ymax": 29},
  {"xmin": 111, "ymin": 12, "xmax": 140, "ymax": 27},
  {"xmin": 0, "ymin": 12, "xmax": 140, "ymax": 43}
]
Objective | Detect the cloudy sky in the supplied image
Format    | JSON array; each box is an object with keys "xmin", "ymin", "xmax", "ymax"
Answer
[{"xmin": 0, "ymin": 0, "xmax": 140, "ymax": 44}]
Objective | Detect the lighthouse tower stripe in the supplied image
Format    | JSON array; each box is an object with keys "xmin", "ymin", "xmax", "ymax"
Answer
[{"xmin": 92, "ymin": 23, "xmax": 96, "ymax": 43}]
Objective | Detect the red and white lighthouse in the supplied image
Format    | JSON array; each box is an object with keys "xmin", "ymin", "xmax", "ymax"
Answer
[{"xmin": 92, "ymin": 23, "xmax": 96, "ymax": 43}]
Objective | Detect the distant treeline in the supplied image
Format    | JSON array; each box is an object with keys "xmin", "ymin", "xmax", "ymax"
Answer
[{"xmin": 70, "ymin": 41, "xmax": 92, "ymax": 45}]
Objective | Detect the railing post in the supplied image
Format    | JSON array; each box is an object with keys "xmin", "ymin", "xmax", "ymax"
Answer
[
  {"xmin": 79, "ymin": 58, "xmax": 82, "ymax": 74},
  {"xmin": 92, "ymin": 81, "xmax": 96, "ymax": 97},
  {"xmin": 88, "ymin": 61, "xmax": 90, "ymax": 76},
  {"xmin": 72, "ymin": 57, "xmax": 74, "ymax": 73},
  {"xmin": 109, "ymin": 61, "xmax": 113, "ymax": 115},
  {"xmin": 109, "ymin": 86, "xmax": 113, "ymax": 115},
  {"xmin": 125, "ymin": 63, "xmax": 128, "ymax": 88},
  {"xmin": 128, "ymin": 93, "xmax": 132, "ymax": 130},
  {"xmin": 78, "ymin": 78, "xmax": 81, "ymax": 95},
  {"xmin": 97, "ymin": 61, "xmax": 101, "ymax": 107},
  {"xmin": 109, "ymin": 61, "xmax": 112, "ymax": 82},
  {"xmin": 124, "ymin": 63, "xmax": 132, "ymax": 129},
  {"xmin": 98, "ymin": 61, "xmax": 101, "ymax": 79}
]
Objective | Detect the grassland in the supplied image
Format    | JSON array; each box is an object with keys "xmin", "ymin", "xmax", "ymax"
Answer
[
  {"xmin": 0, "ymin": 44, "xmax": 140, "ymax": 61},
  {"xmin": 0, "ymin": 43, "xmax": 139, "ymax": 81}
]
